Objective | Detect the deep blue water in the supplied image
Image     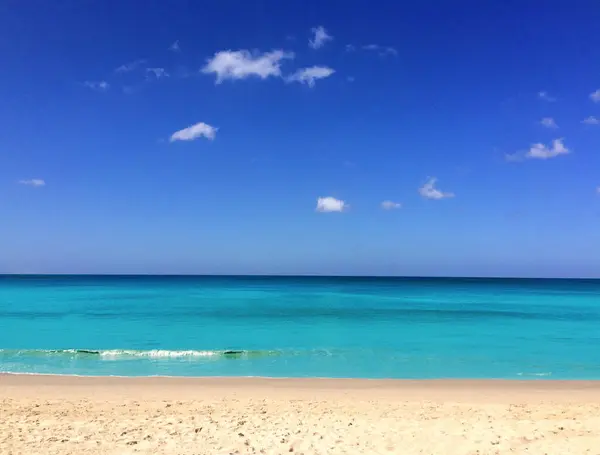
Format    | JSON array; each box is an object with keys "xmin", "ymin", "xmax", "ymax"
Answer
[{"xmin": 1, "ymin": 275, "xmax": 599, "ymax": 379}]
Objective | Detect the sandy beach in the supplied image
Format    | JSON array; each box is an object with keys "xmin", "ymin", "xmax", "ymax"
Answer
[{"xmin": 1, "ymin": 375, "xmax": 599, "ymax": 454}]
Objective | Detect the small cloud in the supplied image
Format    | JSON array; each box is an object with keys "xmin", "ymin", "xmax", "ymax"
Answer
[
  {"xmin": 346, "ymin": 44, "xmax": 397, "ymax": 56},
  {"xmin": 582, "ymin": 116, "xmax": 600, "ymax": 125},
  {"xmin": 201, "ymin": 49, "xmax": 294, "ymax": 84},
  {"xmin": 169, "ymin": 122, "xmax": 217, "ymax": 142},
  {"xmin": 504, "ymin": 152, "xmax": 524, "ymax": 162},
  {"xmin": 169, "ymin": 40, "xmax": 180, "ymax": 52},
  {"xmin": 83, "ymin": 80, "xmax": 109, "ymax": 91},
  {"xmin": 146, "ymin": 67, "xmax": 169, "ymax": 79},
  {"xmin": 508, "ymin": 138, "xmax": 570, "ymax": 162},
  {"xmin": 362, "ymin": 44, "xmax": 397, "ymax": 57},
  {"xmin": 381, "ymin": 200, "xmax": 401, "ymax": 210},
  {"xmin": 539, "ymin": 117, "xmax": 558, "ymax": 128},
  {"xmin": 347, "ymin": 76, "xmax": 355, "ymax": 82},
  {"xmin": 590, "ymin": 89, "xmax": 600, "ymax": 103},
  {"xmin": 538, "ymin": 91, "xmax": 556, "ymax": 102},
  {"xmin": 18, "ymin": 179, "xmax": 45, "ymax": 187},
  {"xmin": 115, "ymin": 59, "xmax": 146, "ymax": 73},
  {"xmin": 596, "ymin": 186, "xmax": 600, "ymax": 194},
  {"xmin": 526, "ymin": 138, "xmax": 569, "ymax": 159},
  {"xmin": 419, "ymin": 177, "xmax": 454, "ymax": 200},
  {"xmin": 309, "ymin": 26, "xmax": 333, "ymax": 50},
  {"xmin": 316, "ymin": 196, "xmax": 347, "ymax": 212},
  {"xmin": 285, "ymin": 66, "xmax": 335, "ymax": 88}
]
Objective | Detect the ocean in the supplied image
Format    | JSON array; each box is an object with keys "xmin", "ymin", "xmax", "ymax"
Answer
[{"xmin": 1, "ymin": 275, "xmax": 599, "ymax": 379}]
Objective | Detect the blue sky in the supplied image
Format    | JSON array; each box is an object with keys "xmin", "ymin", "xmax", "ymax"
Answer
[{"xmin": 1, "ymin": 1, "xmax": 600, "ymax": 277}]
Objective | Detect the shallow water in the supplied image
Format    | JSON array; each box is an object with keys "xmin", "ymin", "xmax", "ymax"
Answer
[{"xmin": 1, "ymin": 275, "xmax": 599, "ymax": 378}]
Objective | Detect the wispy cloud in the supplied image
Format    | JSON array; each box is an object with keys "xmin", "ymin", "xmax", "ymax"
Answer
[
  {"xmin": 83, "ymin": 80, "xmax": 109, "ymax": 91},
  {"xmin": 540, "ymin": 117, "xmax": 558, "ymax": 128},
  {"xmin": 115, "ymin": 59, "xmax": 146, "ymax": 73},
  {"xmin": 582, "ymin": 116, "xmax": 600, "ymax": 125},
  {"xmin": 169, "ymin": 40, "xmax": 180, "ymax": 52},
  {"xmin": 146, "ymin": 67, "xmax": 169, "ymax": 79},
  {"xmin": 596, "ymin": 186, "xmax": 600, "ymax": 195},
  {"xmin": 169, "ymin": 122, "xmax": 217, "ymax": 142},
  {"xmin": 419, "ymin": 178, "xmax": 454, "ymax": 200},
  {"xmin": 538, "ymin": 91, "xmax": 556, "ymax": 102},
  {"xmin": 362, "ymin": 44, "xmax": 398, "ymax": 57},
  {"xmin": 286, "ymin": 66, "xmax": 335, "ymax": 87},
  {"xmin": 526, "ymin": 138, "xmax": 569, "ymax": 159},
  {"xmin": 18, "ymin": 179, "xmax": 45, "ymax": 187},
  {"xmin": 201, "ymin": 50, "xmax": 294, "ymax": 84},
  {"xmin": 504, "ymin": 152, "xmax": 524, "ymax": 162},
  {"xmin": 122, "ymin": 85, "xmax": 142, "ymax": 95},
  {"xmin": 309, "ymin": 26, "xmax": 332, "ymax": 50},
  {"xmin": 381, "ymin": 200, "xmax": 401, "ymax": 210},
  {"xmin": 346, "ymin": 44, "xmax": 397, "ymax": 56},
  {"xmin": 590, "ymin": 89, "xmax": 600, "ymax": 103},
  {"xmin": 316, "ymin": 197, "xmax": 347, "ymax": 212}
]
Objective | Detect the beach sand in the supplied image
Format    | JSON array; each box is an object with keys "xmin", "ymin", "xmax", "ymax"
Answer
[{"xmin": 2, "ymin": 375, "xmax": 600, "ymax": 454}]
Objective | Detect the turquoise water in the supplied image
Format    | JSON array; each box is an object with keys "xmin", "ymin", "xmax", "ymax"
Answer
[{"xmin": 1, "ymin": 275, "xmax": 599, "ymax": 379}]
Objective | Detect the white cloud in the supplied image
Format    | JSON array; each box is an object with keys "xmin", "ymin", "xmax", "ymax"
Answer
[
  {"xmin": 169, "ymin": 122, "xmax": 217, "ymax": 142},
  {"xmin": 146, "ymin": 67, "xmax": 169, "ymax": 79},
  {"xmin": 419, "ymin": 178, "xmax": 454, "ymax": 200},
  {"xmin": 540, "ymin": 117, "xmax": 558, "ymax": 128},
  {"xmin": 18, "ymin": 179, "xmax": 45, "ymax": 187},
  {"xmin": 538, "ymin": 91, "xmax": 556, "ymax": 102},
  {"xmin": 169, "ymin": 40, "xmax": 180, "ymax": 52},
  {"xmin": 582, "ymin": 116, "xmax": 600, "ymax": 125},
  {"xmin": 286, "ymin": 66, "xmax": 335, "ymax": 87},
  {"xmin": 84, "ymin": 80, "xmax": 109, "ymax": 91},
  {"xmin": 115, "ymin": 59, "xmax": 146, "ymax": 73},
  {"xmin": 201, "ymin": 49, "xmax": 293, "ymax": 83},
  {"xmin": 345, "ymin": 44, "xmax": 356, "ymax": 52},
  {"xmin": 506, "ymin": 138, "xmax": 570, "ymax": 162},
  {"xmin": 316, "ymin": 196, "xmax": 347, "ymax": 212},
  {"xmin": 596, "ymin": 186, "xmax": 600, "ymax": 194},
  {"xmin": 309, "ymin": 26, "xmax": 332, "ymax": 49},
  {"xmin": 362, "ymin": 44, "xmax": 398, "ymax": 56},
  {"xmin": 525, "ymin": 138, "xmax": 569, "ymax": 159},
  {"xmin": 381, "ymin": 200, "xmax": 401, "ymax": 210},
  {"xmin": 590, "ymin": 89, "xmax": 600, "ymax": 102}
]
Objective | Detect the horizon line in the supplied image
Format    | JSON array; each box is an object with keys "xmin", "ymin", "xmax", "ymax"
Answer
[{"xmin": 1, "ymin": 273, "xmax": 599, "ymax": 281}]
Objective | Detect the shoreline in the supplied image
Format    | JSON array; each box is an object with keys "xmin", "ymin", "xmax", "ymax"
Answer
[
  {"xmin": 3, "ymin": 373, "xmax": 600, "ymax": 402},
  {"xmin": 4, "ymin": 372, "xmax": 600, "ymax": 383}
]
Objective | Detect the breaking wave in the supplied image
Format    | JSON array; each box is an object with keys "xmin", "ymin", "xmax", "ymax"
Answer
[{"xmin": 0, "ymin": 348, "xmax": 282, "ymax": 359}]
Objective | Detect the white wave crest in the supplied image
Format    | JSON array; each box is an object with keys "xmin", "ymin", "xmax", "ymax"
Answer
[
  {"xmin": 99, "ymin": 350, "xmax": 220, "ymax": 358},
  {"xmin": 517, "ymin": 372, "xmax": 552, "ymax": 377}
]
